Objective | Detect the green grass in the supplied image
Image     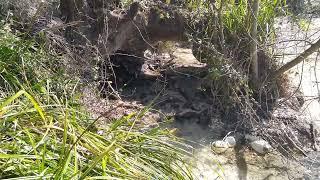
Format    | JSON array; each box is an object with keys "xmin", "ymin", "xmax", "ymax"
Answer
[{"xmin": 0, "ymin": 23, "xmax": 195, "ymax": 179}]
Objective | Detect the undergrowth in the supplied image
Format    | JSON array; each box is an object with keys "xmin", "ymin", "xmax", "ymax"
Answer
[
  {"xmin": 184, "ymin": 0, "xmax": 286, "ymax": 127},
  {"xmin": 0, "ymin": 23, "xmax": 194, "ymax": 179}
]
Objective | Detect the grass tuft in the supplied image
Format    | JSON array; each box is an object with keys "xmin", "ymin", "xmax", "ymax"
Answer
[{"xmin": 0, "ymin": 23, "xmax": 194, "ymax": 179}]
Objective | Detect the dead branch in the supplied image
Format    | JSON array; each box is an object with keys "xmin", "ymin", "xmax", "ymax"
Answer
[{"xmin": 271, "ymin": 38, "xmax": 320, "ymax": 80}]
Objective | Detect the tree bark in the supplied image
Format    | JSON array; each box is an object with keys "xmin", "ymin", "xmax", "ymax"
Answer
[
  {"xmin": 60, "ymin": 0, "xmax": 84, "ymax": 22},
  {"xmin": 271, "ymin": 38, "xmax": 320, "ymax": 80},
  {"xmin": 250, "ymin": 0, "xmax": 260, "ymax": 85},
  {"xmin": 218, "ymin": 0, "xmax": 225, "ymax": 52},
  {"xmin": 57, "ymin": 0, "xmax": 186, "ymax": 56}
]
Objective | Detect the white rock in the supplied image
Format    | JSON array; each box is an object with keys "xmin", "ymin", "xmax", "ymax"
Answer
[
  {"xmin": 211, "ymin": 140, "xmax": 229, "ymax": 153},
  {"xmin": 224, "ymin": 136, "xmax": 236, "ymax": 147},
  {"xmin": 212, "ymin": 140, "xmax": 229, "ymax": 148},
  {"xmin": 245, "ymin": 134, "xmax": 260, "ymax": 142},
  {"xmin": 250, "ymin": 140, "xmax": 272, "ymax": 154}
]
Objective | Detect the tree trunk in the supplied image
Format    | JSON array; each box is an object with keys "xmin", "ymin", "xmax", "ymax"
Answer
[
  {"xmin": 58, "ymin": 0, "xmax": 186, "ymax": 56},
  {"xmin": 218, "ymin": 0, "xmax": 225, "ymax": 52},
  {"xmin": 60, "ymin": 0, "xmax": 84, "ymax": 22},
  {"xmin": 250, "ymin": 0, "xmax": 260, "ymax": 86},
  {"xmin": 271, "ymin": 38, "xmax": 320, "ymax": 80}
]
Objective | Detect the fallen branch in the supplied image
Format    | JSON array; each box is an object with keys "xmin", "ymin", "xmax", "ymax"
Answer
[{"xmin": 271, "ymin": 38, "xmax": 320, "ymax": 80}]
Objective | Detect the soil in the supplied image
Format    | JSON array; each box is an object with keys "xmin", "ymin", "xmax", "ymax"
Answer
[
  {"xmin": 273, "ymin": 15, "xmax": 320, "ymax": 179},
  {"xmin": 82, "ymin": 46, "xmax": 226, "ymax": 141},
  {"xmin": 81, "ymin": 43, "xmax": 319, "ymax": 179},
  {"xmin": 77, "ymin": 3, "xmax": 320, "ymax": 180},
  {"xmin": 4, "ymin": 0, "xmax": 320, "ymax": 178}
]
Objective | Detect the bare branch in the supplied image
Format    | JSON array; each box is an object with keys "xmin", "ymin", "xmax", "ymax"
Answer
[{"xmin": 271, "ymin": 38, "xmax": 320, "ymax": 80}]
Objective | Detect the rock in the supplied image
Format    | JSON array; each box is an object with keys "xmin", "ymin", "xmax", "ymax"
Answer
[
  {"xmin": 165, "ymin": 48, "xmax": 208, "ymax": 76},
  {"xmin": 211, "ymin": 136, "xmax": 237, "ymax": 154},
  {"xmin": 211, "ymin": 137, "xmax": 237, "ymax": 154},
  {"xmin": 245, "ymin": 135, "xmax": 272, "ymax": 154},
  {"xmin": 225, "ymin": 136, "xmax": 236, "ymax": 147},
  {"xmin": 249, "ymin": 140, "xmax": 272, "ymax": 154},
  {"xmin": 212, "ymin": 140, "xmax": 229, "ymax": 148},
  {"xmin": 211, "ymin": 140, "xmax": 229, "ymax": 153},
  {"xmin": 245, "ymin": 134, "xmax": 260, "ymax": 142}
]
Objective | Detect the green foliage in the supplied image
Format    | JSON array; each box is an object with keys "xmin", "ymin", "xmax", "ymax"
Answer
[
  {"xmin": 0, "ymin": 25, "xmax": 194, "ymax": 179},
  {"xmin": 0, "ymin": 90, "xmax": 193, "ymax": 179},
  {"xmin": 184, "ymin": 0, "xmax": 283, "ymax": 120},
  {"xmin": 186, "ymin": 0, "xmax": 286, "ymax": 53},
  {"xmin": 185, "ymin": 0, "xmax": 210, "ymax": 10},
  {"xmin": 121, "ymin": 0, "xmax": 134, "ymax": 7},
  {"xmin": 0, "ymin": 23, "xmax": 60, "ymax": 93},
  {"xmin": 223, "ymin": 0, "xmax": 248, "ymax": 35},
  {"xmin": 297, "ymin": 18, "xmax": 310, "ymax": 31},
  {"xmin": 223, "ymin": 0, "xmax": 285, "ymax": 40}
]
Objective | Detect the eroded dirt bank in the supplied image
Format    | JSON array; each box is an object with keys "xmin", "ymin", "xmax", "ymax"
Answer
[
  {"xmin": 2, "ymin": 0, "xmax": 320, "ymax": 179},
  {"xmin": 75, "ymin": 3, "xmax": 320, "ymax": 180},
  {"xmin": 81, "ymin": 45, "xmax": 319, "ymax": 179}
]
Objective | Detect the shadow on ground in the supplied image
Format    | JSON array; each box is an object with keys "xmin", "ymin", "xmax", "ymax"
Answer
[{"xmin": 98, "ymin": 47, "xmax": 232, "ymax": 145}]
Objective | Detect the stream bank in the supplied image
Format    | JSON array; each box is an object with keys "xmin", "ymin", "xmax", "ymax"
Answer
[
  {"xmin": 2, "ymin": 0, "xmax": 320, "ymax": 179},
  {"xmin": 82, "ymin": 45, "xmax": 318, "ymax": 179},
  {"xmin": 274, "ymin": 14, "xmax": 320, "ymax": 179},
  {"xmin": 78, "ymin": 2, "xmax": 320, "ymax": 179}
]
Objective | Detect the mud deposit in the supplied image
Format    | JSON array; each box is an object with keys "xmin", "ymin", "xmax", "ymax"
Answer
[{"xmin": 89, "ymin": 51, "xmax": 211, "ymax": 134}]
